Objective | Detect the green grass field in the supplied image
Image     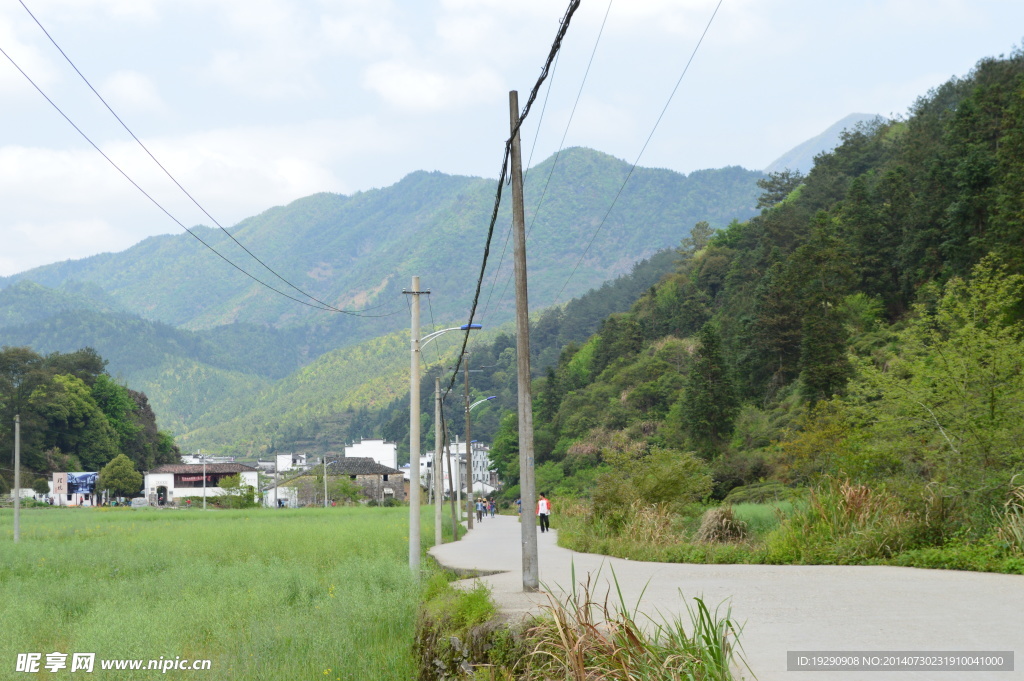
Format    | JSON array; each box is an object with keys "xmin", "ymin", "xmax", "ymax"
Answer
[{"xmin": 1, "ymin": 506, "xmax": 440, "ymax": 680}]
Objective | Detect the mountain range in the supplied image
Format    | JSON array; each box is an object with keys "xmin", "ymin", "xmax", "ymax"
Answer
[{"xmin": 0, "ymin": 146, "xmax": 764, "ymax": 449}]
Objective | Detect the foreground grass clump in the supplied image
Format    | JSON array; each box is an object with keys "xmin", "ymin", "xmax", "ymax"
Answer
[
  {"xmin": 524, "ymin": 570, "xmax": 745, "ymax": 681},
  {"xmin": 416, "ymin": 567, "xmax": 746, "ymax": 681},
  {"xmin": 0, "ymin": 506, "xmax": 435, "ymax": 680}
]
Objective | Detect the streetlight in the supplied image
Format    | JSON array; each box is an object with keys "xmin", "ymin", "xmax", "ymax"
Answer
[
  {"xmin": 403, "ymin": 276, "xmax": 481, "ymax": 575},
  {"xmin": 466, "ymin": 396, "xmax": 496, "ymax": 524}
]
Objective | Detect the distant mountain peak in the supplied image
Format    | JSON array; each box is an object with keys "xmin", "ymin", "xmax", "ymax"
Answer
[{"xmin": 765, "ymin": 113, "xmax": 882, "ymax": 175}]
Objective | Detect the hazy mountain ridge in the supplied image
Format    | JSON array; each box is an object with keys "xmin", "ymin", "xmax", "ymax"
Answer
[{"xmin": 1, "ymin": 147, "xmax": 762, "ymax": 335}]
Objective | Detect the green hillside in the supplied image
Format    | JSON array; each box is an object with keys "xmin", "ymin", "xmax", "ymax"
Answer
[
  {"xmin": 1, "ymin": 148, "xmax": 761, "ymax": 339},
  {"xmin": 1, "ymin": 147, "xmax": 761, "ymax": 445}
]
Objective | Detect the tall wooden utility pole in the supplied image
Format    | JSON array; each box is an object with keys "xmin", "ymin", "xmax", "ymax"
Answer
[
  {"xmin": 434, "ymin": 377, "xmax": 444, "ymax": 545},
  {"xmin": 509, "ymin": 90, "xmax": 539, "ymax": 591},
  {"xmin": 13, "ymin": 414, "xmax": 21, "ymax": 543},
  {"xmin": 464, "ymin": 354, "xmax": 474, "ymax": 530},
  {"xmin": 404, "ymin": 276, "xmax": 426, "ymax": 574}
]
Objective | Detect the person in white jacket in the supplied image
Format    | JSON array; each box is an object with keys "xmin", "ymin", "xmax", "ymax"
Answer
[{"xmin": 536, "ymin": 494, "xmax": 552, "ymax": 533}]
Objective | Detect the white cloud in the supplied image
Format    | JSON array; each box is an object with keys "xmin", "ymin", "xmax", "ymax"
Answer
[
  {"xmin": 100, "ymin": 70, "xmax": 165, "ymax": 113},
  {"xmin": 363, "ymin": 60, "xmax": 503, "ymax": 112}
]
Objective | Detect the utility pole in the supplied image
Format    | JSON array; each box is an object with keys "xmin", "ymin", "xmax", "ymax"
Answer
[
  {"xmin": 444, "ymin": 435, "xmax": 459, "ymax": 540},
  {"xmin": 464, "ymin": 356, "xmax": 474, "ymax": 529},
  {"xmin": 403, "ymin": 276, "xmax": 427, "ymax": 574},
  {"xmin": 13, "ymin": 414, "xmax": 20, "ymax": 543},
  {"xmin": 323, "ymin": 456, "xmax": 328, "ymax": 508},
  {"xmin": 510, "ymin": 90, "xmax": 539, "ymax": 591},
  {"xmin": 434, "ymin": 377, "xmax": 443, "ymax": 545},
  {"xmin": 201, "ymin": 449, "xmax": 206, "ymax": 511}
]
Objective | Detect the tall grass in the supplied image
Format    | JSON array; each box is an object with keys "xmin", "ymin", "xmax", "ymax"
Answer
[
  {"xmin": 523, "ymin": 566, "xmax": 747, "ymax": 680},
  {"xmin": 0, "ymin": 506, "xmax": 444, "ymax": 680}
]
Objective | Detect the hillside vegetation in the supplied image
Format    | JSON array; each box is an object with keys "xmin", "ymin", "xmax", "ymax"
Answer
[
  {"xmin": 0, "ymin": 148, "xmax": 761, "ymax": 442},
  {"xmin": 484, "ymin": 51, "xmax": 1024, "ymax": 572},
  {"xmin": 0, "ymin": 347, "xmax": 179, "ymax": 488}
]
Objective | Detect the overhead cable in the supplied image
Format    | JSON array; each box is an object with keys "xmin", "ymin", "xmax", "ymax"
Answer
[
  {"xmin": 444, "ymin": 0, "xmax": 583, "ymax": 398},
  {"xmin": 554, "ymin": 0, "xmax": 724, "ymax": 304},
  {"xmin": 15, "ymin": 0, "xmax": 391, "ymax": 317},
  {"xmin": 486, "ymin": 0, "xmax": 615, "ymax": 318}
]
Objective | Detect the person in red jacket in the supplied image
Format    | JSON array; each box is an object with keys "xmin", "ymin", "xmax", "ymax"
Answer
[{"xmin": 537, "ymin": 494, "xmax": 552, "ymax": 533}]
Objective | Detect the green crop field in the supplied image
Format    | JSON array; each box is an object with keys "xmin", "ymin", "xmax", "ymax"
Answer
[{"xmin": 0, "ymin": 506, "xmax": 436, "ymax": 680}]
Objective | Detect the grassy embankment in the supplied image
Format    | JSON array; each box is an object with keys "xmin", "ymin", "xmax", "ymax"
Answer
[
  {"xmin": 556, "ymin": 483, "xmax": 1024, "ymax": 574},
  {"xmin": 0, "ymin": 506, "xmax": 442, "ymax": 680}
]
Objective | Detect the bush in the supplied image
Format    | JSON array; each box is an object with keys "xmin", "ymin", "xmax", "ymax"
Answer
[{"xmin": 765, "ymin": 478, "xmax": 911, "ymax": 563}]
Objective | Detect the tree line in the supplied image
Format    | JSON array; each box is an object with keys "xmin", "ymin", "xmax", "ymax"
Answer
[{"xmin": 0, "ymin": 346, "xmax": 180, "ymax": 492}]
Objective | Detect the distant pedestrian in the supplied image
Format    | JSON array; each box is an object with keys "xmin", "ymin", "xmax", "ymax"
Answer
[
  {"xmin": 489, "ymin": 500, "xmax": 496, "ymax": 518},
  {"xmin": 476, "ymin": 498, "xmax": 484, "ymax": 523},
  {"xmin": 537, "ymin": 494, "xmax": 552, "ymax": 533},
  {"xmin": 515, "ymin": 498, "xmax": 521, "ymax": 515}
]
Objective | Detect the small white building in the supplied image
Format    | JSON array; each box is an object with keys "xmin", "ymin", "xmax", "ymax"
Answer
[
  {"xmin": 275, "ymin": 453, "xmax": 308, "ymax": 472},
  {"xmin": 344, "ymin": 439, "xmax": 398, "ymax": 470},
  {"xmin": 144, "ymin": 463, "xmax": 259, "ymax": 506}
]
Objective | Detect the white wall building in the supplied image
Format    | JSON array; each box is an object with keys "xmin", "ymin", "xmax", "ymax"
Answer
[
  {"xmin": 344, "ymin": 439, "xmax": 397, "ymax": 470},
  {"xmin": 144, "ymin": 463, "xmax": 259, "ymax": 506}
]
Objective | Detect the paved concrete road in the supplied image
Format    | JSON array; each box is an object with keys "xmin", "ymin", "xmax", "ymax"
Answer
[{"xmin": 430, "ymin": 515, "xmax": 1023, "ymax": 681}]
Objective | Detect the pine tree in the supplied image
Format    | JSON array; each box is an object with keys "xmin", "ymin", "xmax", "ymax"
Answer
[{"xmin": 679, "ymin": 323, "xmax": 738, "ymax": 455}]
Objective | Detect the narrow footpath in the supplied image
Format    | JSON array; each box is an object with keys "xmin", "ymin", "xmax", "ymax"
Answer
[{"xmin": 429, "ymin": 514, "xmax": 1023, "ymax": 681}]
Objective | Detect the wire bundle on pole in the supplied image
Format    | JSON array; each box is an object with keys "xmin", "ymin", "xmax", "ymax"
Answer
[{"xmin": 444, "ymin": 0, "xmax": 583, "ymax": 398}]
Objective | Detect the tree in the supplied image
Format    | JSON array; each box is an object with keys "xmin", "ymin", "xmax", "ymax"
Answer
[
  {"xmin": 489, "ymin": 412, "xmax": 520, "ymax": 486},
  {"xmin": 218, "ymin": 473, "xmax": 257, "ymax": 508},
  {"xmin": 756, "ymin": 169, "xmax": 804, "ymax": 209},
  {"xmin": 850, "ymin": 256, "xmax": 1024, "ymax": 521},
  {"xmin": 30, "ymin": 374, "xmax": 119, "ymax": 471},
  {"xmin": 98, "ymin": 453, "xmax": 143, "ymax": 499},
  {"xmin": 677, "ymin": 323, "xmax": 738, "ymax": 455}
]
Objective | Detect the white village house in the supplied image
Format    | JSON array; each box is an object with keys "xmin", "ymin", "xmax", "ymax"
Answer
[{"xmin": 144, "ymin": 463, "xmax": 259, "ymax": 506}]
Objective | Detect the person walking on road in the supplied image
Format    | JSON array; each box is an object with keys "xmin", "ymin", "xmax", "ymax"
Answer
[
  {"xmin": 476, "ymin": 498, "xmax": 485, "ymax": 523},
  {"xmin": 537, "ymin": 494, "xmax": 552, "ymax": 533}
]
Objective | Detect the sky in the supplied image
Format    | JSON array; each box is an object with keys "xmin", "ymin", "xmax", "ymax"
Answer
[{"xmin": 0, "ymin": 0, "xmax": 1021, "ymax": 277}]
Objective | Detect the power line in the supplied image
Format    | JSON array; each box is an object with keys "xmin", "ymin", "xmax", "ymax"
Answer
[
  {"xmin": 486, "ymin": 0, "xmax": 615, "ymax": 318},
  {"xmin": 480, "ymin": 50, "xmax": 561, "ymax": 323},
  {"xmin": 554, "ymin": 0, "xmax": 724, "ymax": 304},
  {"xmin": 14, "ymin": 0, "xmax": 391, "ymax": 318},
  {"xmin": 444, "ymin": 0, "xmax": 583, "ymax": 398},
  {"xmin": 0, "ymin": 45, "xmax": 397, "ymax": 317}
]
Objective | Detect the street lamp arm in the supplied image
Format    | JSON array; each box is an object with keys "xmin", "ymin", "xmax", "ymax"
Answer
[
  {"xmin": 469, "ymin": 396, "xmax": 497, "ymax": 411},
  {"xmin": 420, "ymin": 324, "xmax": 482, "ymax": 346}
]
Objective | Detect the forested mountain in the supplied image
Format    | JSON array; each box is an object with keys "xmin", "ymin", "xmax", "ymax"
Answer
[
  {"xmin": 476, "ymin": 50, "xmax": 1024, "ymax": 562},
  {"xmin": 177, "ymin": 249, "xmax": 680, "ymax": 455},
  {"xmin": 0, "ymin": 148, "xmax": 762, "ymax": 441},
  {"xmin": 1, "ymin": 147, "xmax": 761, "ymax": 338}
]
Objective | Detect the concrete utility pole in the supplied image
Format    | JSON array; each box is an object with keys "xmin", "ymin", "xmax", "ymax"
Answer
[
  {"xmin": 13, "ymin": 414, "xmax": 20, "ymax": 543},
  {"xmin": 509, "ymin": 90, "xmax": 539, "ymax": 591},
  {"xmin": 444, "ymin": 436, "xmax": 459, "ymax": 540},
  {"xmin": 323, "ymin": 456, "xmax": 328, "ymax": 508},
  {"xmin": 404, "ymin": 276, "xmax": 427, "ymax": 574},
  {"xmin": 201, "ymin": 450, "xmax": 206, "ymax": 511},
  {"xmin": 464, "ymin": 356, "xmax": 474, "ymax": 529},
  {"xmin": 434, "ymin": 377, "xmax": 443, "ymax": 545}
]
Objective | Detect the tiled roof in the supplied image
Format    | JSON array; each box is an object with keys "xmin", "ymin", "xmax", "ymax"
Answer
[
  {"xmin": 148, "ymin": 463, "xmax": 258, "ymax": 474},
  {"xmin": 327, "ymin": 457, "xmax": 400, "ymax": 475}
]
